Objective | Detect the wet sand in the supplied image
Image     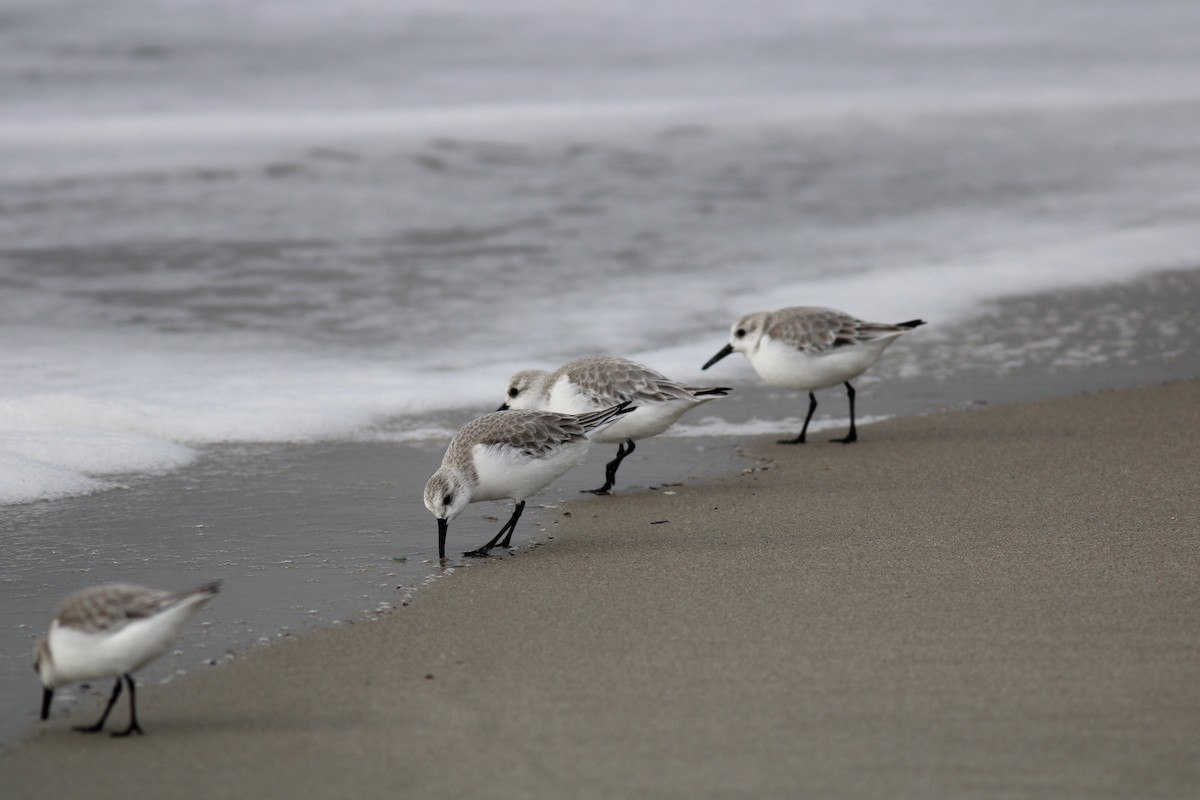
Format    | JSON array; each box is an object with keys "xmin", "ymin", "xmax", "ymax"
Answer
[{"xmin": 3, "ymin": 380, "xmax": 1198, "ymax": 799}]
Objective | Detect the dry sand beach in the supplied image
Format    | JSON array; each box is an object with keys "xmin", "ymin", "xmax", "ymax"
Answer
[{"xmin": 3, "ymin": 379, "xmax": 1198, "ymax": 798}]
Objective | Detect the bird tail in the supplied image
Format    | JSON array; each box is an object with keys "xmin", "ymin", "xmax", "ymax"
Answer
[
  {"xmin": 895, "ymin": 319, "xmax": 926, "ymax": 329},
  {"xmin": 576, "ymin": 400, "xmax": 636, "ymax": 432}
]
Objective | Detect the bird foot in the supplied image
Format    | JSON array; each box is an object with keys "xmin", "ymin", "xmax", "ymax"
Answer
[
  {"xmin": 776, "ymin": 438, "xmax": 806, "ymax": 445},
  {"xmin": 581, "ymin": 486, "xmax": 612, "ymax": 495},
  {"xmin": 72, "ymin": 725, "xmax": 105, "ymax": 734},
  {"xmin": 462, "ymin": 547, "xmax": 493, "ymax": 558}
]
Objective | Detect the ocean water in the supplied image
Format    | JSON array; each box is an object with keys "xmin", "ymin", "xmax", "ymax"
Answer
[{"xmin": 2, "ymin": 0, "xmax": 1200, "ymax": 745}]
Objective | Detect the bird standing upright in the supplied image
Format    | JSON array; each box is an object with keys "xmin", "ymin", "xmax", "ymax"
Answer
[{"xmin": 703, "ymin": 306, "xmax": 924, "ymax": 444}]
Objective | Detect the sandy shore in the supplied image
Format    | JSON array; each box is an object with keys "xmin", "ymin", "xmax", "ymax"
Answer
[{"xmin": 3, "ymin": 380, "xmax": 1198, "ymax": 799}]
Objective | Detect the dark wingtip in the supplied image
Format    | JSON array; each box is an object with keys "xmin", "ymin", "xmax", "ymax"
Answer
[
  {"xmin": 693, "ymin": 387, "xmax": 733, "ymax": 397},
  {"xmin": 196, "ymin": 580, "xmax": 222, "ymax": 596},
  {"xmin": 601, "ymin": 399, "xmax": 636, "ymax": 417},
  {"xmin": 897, "ymin": 319, "xmax": 926, "ymax": 329}
]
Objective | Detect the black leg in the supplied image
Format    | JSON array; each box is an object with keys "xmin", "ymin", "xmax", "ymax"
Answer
[
  {"xmin": 831, "ymin": 382, "xmax": 858, "ymax": 443},
  {"xmin": 497, "ymin": 498, "xmax": 528, "ymax": 548},
  {"xmin": 111, "ymin": 674, "xmax": 143, "ymax": 737},
  {"xmin": 582, "ymin": 439, "xmax": 636, "ymax": 494},
  {"xmin": 73, "ymin": 677, "xmax": 122, "ymax": 733},
  {"xmin": 464, "ymin": 500, "xmax": 526, "ymax": 557},
  {"xmin": 778, "ymin": 392, "xmax": 818, "ymax": 445},
  {"xmin": 41, "ymin": 687, "xmax": 54, "ymax": 721}
]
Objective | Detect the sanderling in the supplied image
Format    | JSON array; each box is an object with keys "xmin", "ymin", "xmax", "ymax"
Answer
[
  {"xmin": 424, "ymin": 401, "xmax": 634, "ymax": 559},
  {"xmin": 703, "ymin": 306, "xmax": 925, "ymax": 444},
  {"xmin": 498, "ymin": 356, "xmax": 731, "ymax": 494},
  {"xmin": 34, "ymin": 581, "xmax": 220, "ymax": 736}
]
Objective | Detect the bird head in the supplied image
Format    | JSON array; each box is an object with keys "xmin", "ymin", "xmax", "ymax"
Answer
[
  {"xmin": 497, "ymin": 369, "xmax": 549, "ymax": 411},
  {"xmin": 703, "ymin": 311, "xmax": 769, "ymax": 369}
]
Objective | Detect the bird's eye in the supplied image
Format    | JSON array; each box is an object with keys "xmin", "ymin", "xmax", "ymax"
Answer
[
  {"xmin": 735, "ymin": 328, "xmax": 746, "ymax": 338},
  {"xmin": 508, "ymin": 387, "xmax": 519, "ymax": 398},
  {"xmin": 443, "ymin": 493, "xmax": 454, "ymax": 506}
]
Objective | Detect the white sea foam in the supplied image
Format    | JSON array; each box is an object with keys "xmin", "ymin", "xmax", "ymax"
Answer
[
  {"xmin": 0, "ymin": 428, "xmax": 196, "ymax": 475},
  {"xmin": 0, "ymin": 329, "xmax": 521, "ymax": 505},
  {"xmin": 367, "ymin": 425, "xmax": 461, "ymax": 444},
  {"xmin": 0, "ymin": 452, "xmax": 114, "ymax": 505}
]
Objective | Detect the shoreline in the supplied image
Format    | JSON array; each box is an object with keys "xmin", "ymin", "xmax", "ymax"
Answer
[
  {"xmin": 2, "ymin": 378, "xmax": 1197, "ymax": 798},
  {"xmin": 3, "ymin": 263, "xmax": 1198, "ymax": 743},
  {"xmin": 0, "ymin": 433, "xmax": 746, "ymax": 749}
]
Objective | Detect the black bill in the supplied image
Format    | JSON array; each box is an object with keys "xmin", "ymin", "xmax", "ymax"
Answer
[{"xmin": 702, "ymin": 343, "xmax": 735, "ymax": 370}]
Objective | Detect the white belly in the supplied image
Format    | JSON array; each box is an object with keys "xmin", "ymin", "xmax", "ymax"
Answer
[
  {"xmin": 471, "ymin": 440, "xmax": 591, "ymax": 502},
  {"xmin": 591, "ymin": 399, "xmax": 701, "ymax": 443},
  {"xmin": 543, "ymin": 376, "xmax": 711, "ymax": 443},
  {"xmin": 48, "ymin": 608, "xmax": 194, "ymax": 684},
  {"xmin": 749, "ymin": 336, "xmax": 894, "ymax": 390}
]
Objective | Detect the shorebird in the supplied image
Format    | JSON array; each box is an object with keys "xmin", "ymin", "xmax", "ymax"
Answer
[
  {"xmin": 34, "ymin": 581, "xmax": 220, "ymax": 736},
  {"xmin": 498, "ymin": 355, "xmax": 731, "ymax": 494},
  {"xmin": 424, "ymin": 401, "xmax": 634, "ymax": 558},
  {"xmin": 703, "ymin": 306, "xmax": 925, "ymax": 444}
]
